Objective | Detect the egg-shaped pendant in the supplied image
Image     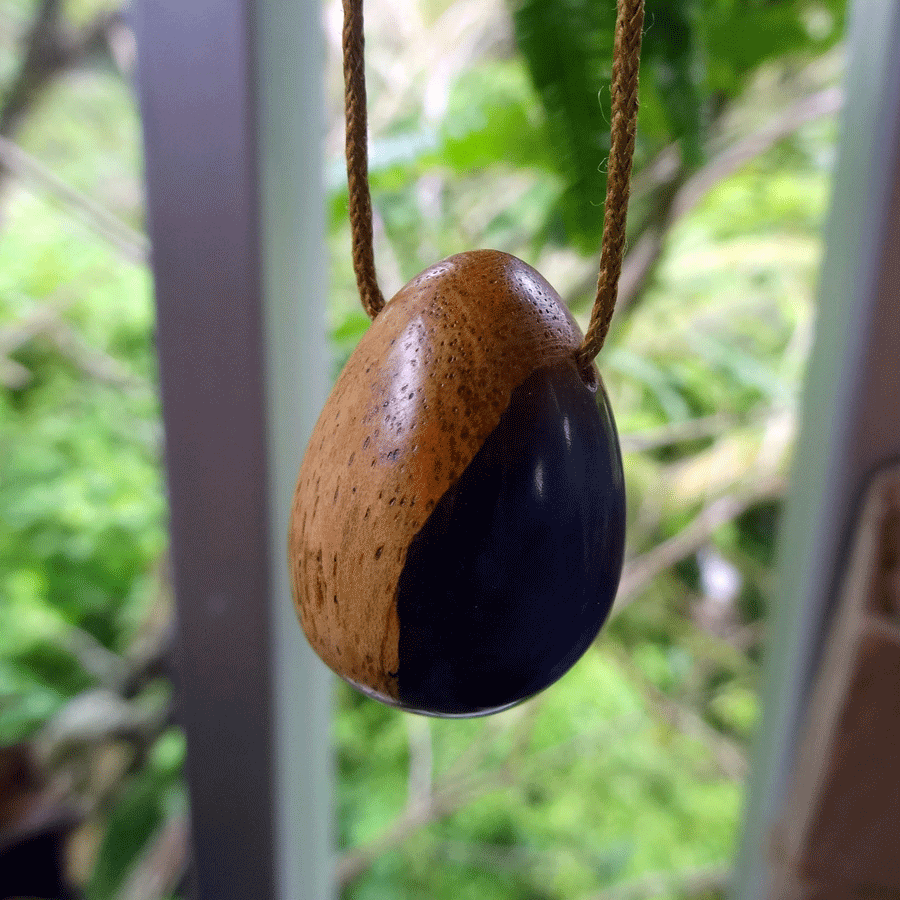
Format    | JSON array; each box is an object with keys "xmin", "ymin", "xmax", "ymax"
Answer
[{"xmin": 289, "ymin": 250, "xmax": 625, "ymax": 716}]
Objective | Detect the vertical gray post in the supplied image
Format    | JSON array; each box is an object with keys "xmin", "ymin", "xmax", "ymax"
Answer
[
  {"xmin": 734, "ymin": 1, "xmax": 900, "ymax": 896},
  {"xmin": 257, "ymin": 2, "xmax": 335, "ymax": 899},
  {"xmin": 135, "ymin": 0, "xmax": 333, "ymax": 897}
]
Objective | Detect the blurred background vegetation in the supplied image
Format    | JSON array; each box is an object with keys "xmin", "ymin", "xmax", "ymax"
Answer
[{"xmin": 1, "ymin": 0, "xmax": 846, "ymax": 897}]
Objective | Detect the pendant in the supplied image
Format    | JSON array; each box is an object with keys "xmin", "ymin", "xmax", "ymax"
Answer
[{"xmin": 289, "ymin": 249, "xmax": 625, "ymax": 716}]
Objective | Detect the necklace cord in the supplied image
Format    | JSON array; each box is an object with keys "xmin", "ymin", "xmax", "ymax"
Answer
[
  {"xmin": 575, "ymin": 0, "xmax": 645, "ymax": 371},
  {"xmin": 343, "ymin": 0, "xmax": 385, "ymax": 319},
  {"xmin": 342, "ymin": 0, "xmax": 645, "ymax": 347}
]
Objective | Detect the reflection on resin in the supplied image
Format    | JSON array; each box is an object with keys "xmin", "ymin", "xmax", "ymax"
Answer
[{"xmin": 395, "ymin": 359, "xmax": 626, "ymax": 717}]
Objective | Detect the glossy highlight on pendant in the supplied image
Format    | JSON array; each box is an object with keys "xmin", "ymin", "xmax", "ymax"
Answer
[{"xmin": 289, "ymin": 250, "xmax": 626, "ymax": 716}]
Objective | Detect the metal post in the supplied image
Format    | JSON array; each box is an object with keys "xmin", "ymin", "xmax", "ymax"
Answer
[
  {"xmin": 734, "ymin": 1, "xmax": 900, "ymax": 896},
  {"xmin": 135, "ymin": 0, "xmax": 333, "ymax": 897},
  {"xmin": 257, "ymin": 2, "xmax": 335, "ymax": 898}
]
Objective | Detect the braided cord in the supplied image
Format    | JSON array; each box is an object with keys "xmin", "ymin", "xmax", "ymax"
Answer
[
  {"xmin": 575, "ymin": 0, "xmax": 645, "ymax": 370},
  {"xmin": 342, "ymin": 0, "xmax": 645, "ymax": 342},
  {"xmin": 343, "ymin": 0, "xmax": 385, "ymax": 318}
]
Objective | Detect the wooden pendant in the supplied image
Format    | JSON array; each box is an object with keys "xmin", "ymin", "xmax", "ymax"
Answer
[{"xmin": 289, "ymin": 250, "xmax": 625, "ymax": 716}]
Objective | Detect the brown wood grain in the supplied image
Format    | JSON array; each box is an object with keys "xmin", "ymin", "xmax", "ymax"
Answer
[{"xmin": 289, "ymin": 250, "xmax": 590, "ymax": 701}]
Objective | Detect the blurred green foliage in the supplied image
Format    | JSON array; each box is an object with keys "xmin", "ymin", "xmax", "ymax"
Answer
[
  {"xmin": 512, "ymin": 0, "xmax": 845, "ymax": 251},
  {"xmin": 1, "ymin": 0, "xmax": 845, "ymax": 897}
]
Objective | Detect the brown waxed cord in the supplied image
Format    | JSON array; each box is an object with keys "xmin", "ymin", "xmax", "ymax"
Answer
[
  {"xmin": 575, "ymin": 0, "xmax": 645, "ymax": 372},
  {"xmin": 343, "ymin": 0, "xmax": 385, "ymax": 319},
  {"xmin": 341, "ymin": 0, "xmax": 644, "ymax": 346}
]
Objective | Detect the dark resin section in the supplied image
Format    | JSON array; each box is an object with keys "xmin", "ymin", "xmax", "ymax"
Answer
[{"xmin": 396, "ymin": 360, "xmax": 626, "ymax": 717}]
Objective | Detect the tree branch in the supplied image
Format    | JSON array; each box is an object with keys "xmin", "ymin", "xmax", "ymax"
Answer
[
  {"xmin": 620, "ymin": 411, "xmax": 742, "ymax": 454},
  {"xmin": 671, "ymin": 86, "xmax": 843, "ymax": 225},
  {"xmin": 582, "ymin": 862, "xmax": 730, "ymax": 900},
  {"xmin": 58, "ymin": 625, "xmax": 130, "ymax": 689},
  {"xmin": 618, "ymin": 86, "xmax": 843, "ymax": 315},
  {"xmin": 571, "ymin": 85, "xmax": 845, "ymax": 316},
  {"xmin": 38, "ymin": 689, "xmax": 171, "ymax": 765},
  {"xmin": 0, "ymin": 299, "xmax": 153, "ymax": 393},
  {"xmin": 1, "ymin": 3, "xmax": 121, "ymax": 139},
  {"xmin": 404, "ymin": 716, "xmax": 434, "ymax": 816},
  {"xmin": 338, "ymin": 709, "xmax": 644, "ymax": 887},
  {"xmin": 1, "ymin": 0, "xmax": 65, "ymax": 138},
  {"xmin": 0, "ymin": 135, "xmax": 149, "ymax": 263},
  {"xmin": 337, "ymin": 771, "xmax": 506, "ymax": 887},
  {"xmin": 615, "ymin": 473, "xmax": 786, "ymax": 611},
  {"xmin": 116, "ymin": 814, "xmax": 190, "ymax": 900},
  {"xmin": 45, "ymin": 317, "xmax": 152, "ymax": 392},
  {"xmin": 607, "ymin": 647, "xmax": 748, "ymax": 782}
]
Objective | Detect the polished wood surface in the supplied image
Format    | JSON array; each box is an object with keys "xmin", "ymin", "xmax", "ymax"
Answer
[{"xmin": 289, "ymin": 250, "xmax": 588, "ymax": 701}]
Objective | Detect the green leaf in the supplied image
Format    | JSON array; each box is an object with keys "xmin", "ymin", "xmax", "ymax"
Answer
[
  {"xmin": 642, "ymin": 0, "xmax": 705, "ymax": 164},
  {"xmin": 86, "ymin": 730, "xmax": 184, "ymax": 900},
  {"xmin": 512, "ymin": 0, "xmax": 845, "ymax": 250},
  {"xmin": 440, "ymin": 61, "xmax": 551, "ymax": 172},
  {"xmin": 687, "ymin": 331, "xmax": 788, "ymax": 402},
  {"xmin": 512, "ymin": 0, "xmax": 707, "ymax": 250},
  {"xmin": 87, "ymin": 769, "xmax": 165, "ymax": 900},
  {"xmin": 11, "ymin": 639, "xmax": 94, "ymax": 697},
  {"xmin": 702, "ymin": 0, "xmax": 846, "ymax": 96},
  {"xmin": 512, "ymin": 0, "xmax": 614, "ymax": 251},
  {"xmin": 605, "ymin": 347, "xmax": 692, "ymax": 421}
]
